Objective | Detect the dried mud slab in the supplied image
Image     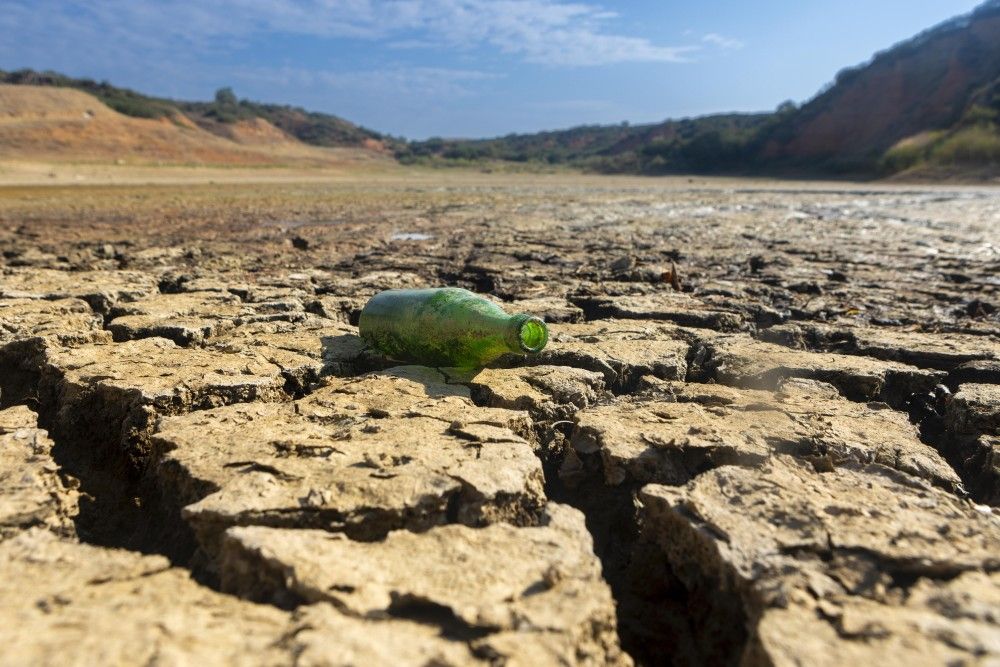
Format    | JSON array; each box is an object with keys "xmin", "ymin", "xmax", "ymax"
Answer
[
  {"xmin": 0, "ymin": 406, "xmax": 78, "ymax": 539},
  {"xmin": 951, "ymin": 358, "xmax": 1000, "ymax": 385},
  {"xmin": 208, "ymin": 319, "xmax": 371, "ymax": 385},
  {"xmin": 569, "ymin": 379, "xmax": 959, "ymax": 490},
  {"xmin": 638, "ymin": 456, "xmax": 1000, "ymax": 665},
  {"xmin": 506, "ymin": 296, "xmax": 585, "ymax": 323},
  {"xmin": 105, "ymin": 290, "xmax": 324, "ymax": 346},
  {"xmin": 460, "ymin": 364, "xmax": 608, "ymax": 417},
  {"xmin": 531, "ymin": 320, "xmax": 692, "ymax": 391},
  {"xmin": 0, "ymin": 267, "xmax": 157, "ymax": 313},
  {"xmin": 942, "ymin": 383, "xmax": 1000, "ymax": 504},
  {"xmin": 39, "ymin": 337, "xmax": 303, "ymax": 466},
  {"xmin": 948, "ymin": 383, "xmax": 1000, "ymax": 435},
  {"xmin": 703, "ymin": 336, "xmax": 945, "ymax": 406},
  {"xmin": 572, "ymin": 292, "xmax": 746, "ymax": 331},
  {"xmin": 288, "ymin": 603, "xmax": 485, "ymax": 666},
  {"xmin": 763, "ymin": 321, "xmax": 1000, "ymax": 372},
  {"xmin": 312, "ymin": 270, "xmax": 433, "ymax": 301},
  {"xmin": 0, "ymin": 297, "xmax": 104, "ymax": 346},
  {"xmin": 220, "ymin": 504, "xmax": 630, "ymax": 665},
  {"xmin": 106, "ymin": 290, "xmax": 247, "ymax": 345},
  {"xmin": 0, "ymin": 297, "xmax": 110, "ymax": 406},
  {"xmin": 152, "ymin": 368, "xmax": 544, "ymax": 558},
  {"xmin": 0, "ymin": 528, "xmax": 292, "ymax": 666}
]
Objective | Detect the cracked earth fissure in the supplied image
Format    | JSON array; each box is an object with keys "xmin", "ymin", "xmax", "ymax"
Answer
[{"xmin": 461, "ymin": 366, "xmax": 745, "ymax": 666}]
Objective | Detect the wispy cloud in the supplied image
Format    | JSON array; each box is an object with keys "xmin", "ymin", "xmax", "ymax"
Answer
[
  {"xmin": 702, "ymin": 32, "xmax": 745, "ymax": 51},
  {"xmin": 233, "ymin": 65, "xmax": 501, "ymax": 99},
  {"xmin": 4, "ymin": 0, "xmax": 697, "ymax": 67}
]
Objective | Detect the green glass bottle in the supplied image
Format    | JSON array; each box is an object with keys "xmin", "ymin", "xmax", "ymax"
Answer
[{"xmin": 358, "ymin": 288, "xmax": 548, "ymax": 368}]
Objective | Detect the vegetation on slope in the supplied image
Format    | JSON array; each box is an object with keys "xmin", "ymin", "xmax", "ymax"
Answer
[
  {"xmin": 0, "ymin": 69, "xmax": 178, "ymax": 119},
  {"xmin": 883, "ymin": 77, "xmax": 1000, "ymax": 173},
  {"xmin": 396, "ymin": 111, "xmax": 777, "ymax": 174}
]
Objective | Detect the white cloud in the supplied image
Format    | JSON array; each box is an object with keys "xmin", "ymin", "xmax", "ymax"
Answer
[
  {"xmin": 702, "ymin": 32, "xmax": 744, "ymax": 50},
  {"xmin": 234, "ymin": 65, "xmax": 501, "ymax": 99},
  {"xmin": 7, "ymin": 0, "xmax": 698, "ymax": 67}
]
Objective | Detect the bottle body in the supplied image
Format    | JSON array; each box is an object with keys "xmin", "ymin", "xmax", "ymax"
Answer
[{"xmin": 358, "ymin": 288, "xmax": 548, "ymax": 368}]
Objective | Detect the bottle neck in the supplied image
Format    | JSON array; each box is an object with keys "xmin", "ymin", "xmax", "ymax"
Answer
[{"xmin": 505, "ymin": 314, "xmax": 549, "ymax": 354}]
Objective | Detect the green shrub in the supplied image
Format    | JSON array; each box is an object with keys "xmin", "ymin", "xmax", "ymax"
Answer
[{"xmin": 931, "ymin": 125, "xmax": 1000, "ymax": 164}]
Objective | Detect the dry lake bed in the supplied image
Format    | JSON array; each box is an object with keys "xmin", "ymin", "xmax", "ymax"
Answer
[{"xmin": 1, "ymin": 171, "xmax": 998, "ymax": 665}]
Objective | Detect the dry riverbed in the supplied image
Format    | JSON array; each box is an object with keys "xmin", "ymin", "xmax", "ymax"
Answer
[{"xmin": 1, "ymin": 171, "xmax": 998, "ymax": 665}]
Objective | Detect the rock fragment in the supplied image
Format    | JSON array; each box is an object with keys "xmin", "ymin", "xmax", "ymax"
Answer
[{"xmin": 638, "ymin": 456, "xmax": 1000, "ymax": 665}]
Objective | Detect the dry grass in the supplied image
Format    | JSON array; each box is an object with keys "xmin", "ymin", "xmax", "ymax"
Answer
[{"xmin": 0, "ymin": 84, "xmax": 388, "ymax": 168}]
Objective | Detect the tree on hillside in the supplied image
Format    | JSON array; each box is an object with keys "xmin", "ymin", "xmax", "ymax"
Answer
[{"xmin": 215, "ymin": 87, "xmax": 238, "ymax": 107}]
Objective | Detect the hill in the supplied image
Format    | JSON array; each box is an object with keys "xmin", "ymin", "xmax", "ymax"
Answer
[
  {"xmin": 758, "ymin": 0, "xmax": 1000, "ymax": 174},
  {"xmin": 401, "ymin": 0, "xmax": 1000, "ymax": 178},
  {"xmin": 397, "ymin": 113, "xmax": 773, "ymax": 174},
  {"xmin": 0, "ymin": 70, "xmax": 395, "ymax": 165},
  {"xmin": 0, "ymin": 83, "xmax": 392, "ymax": 167}
]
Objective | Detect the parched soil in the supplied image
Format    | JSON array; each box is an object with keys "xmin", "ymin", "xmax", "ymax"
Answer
[{"xmin": 0, "ymin": 173, "xmax": 998, "ymax": 665}]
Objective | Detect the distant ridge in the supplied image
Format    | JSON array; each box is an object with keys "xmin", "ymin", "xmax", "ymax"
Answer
[{"xmin": 399, "ymin": 0, "xmax": 1000, "ymax": 178}]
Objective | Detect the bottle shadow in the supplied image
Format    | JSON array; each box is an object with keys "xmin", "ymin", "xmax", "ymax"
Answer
[{"xmin": 318, "ymin": 333, "xmax": 484, "ymax": 394}]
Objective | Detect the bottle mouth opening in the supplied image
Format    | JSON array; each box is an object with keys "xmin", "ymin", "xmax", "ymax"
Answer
[{"xmin": 517, "ymin": 316, "xmax": 548, "ymax": 353}]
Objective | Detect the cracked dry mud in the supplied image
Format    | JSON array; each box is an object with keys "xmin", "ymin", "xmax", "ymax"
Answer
[{"xmin": 0, "ymin": 175, "xmax": 998, "ymax": 666}]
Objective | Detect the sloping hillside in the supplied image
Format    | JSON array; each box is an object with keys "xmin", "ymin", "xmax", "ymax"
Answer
[
  {"xmin": 397, "ymin": 113, "xmax": 773, "ymax": 174},
  {"xmin": 0, "ymin": 84, "xmax": 385, "ymax": 166},
  {"xmin": 0, "ymin": 70, "xmax": 392, "ymax": 153},
  {"xmin": 881, "ymin": 73, "xmax": 1000, "ymax": 178},
  {"xmin": 758, "ymin": 0, "xmax": 1000, "ymax": 171}
]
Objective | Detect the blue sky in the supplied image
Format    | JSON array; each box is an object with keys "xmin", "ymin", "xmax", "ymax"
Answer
[{"xmin": 0, "ymin": 1, "xmax": 986, "ymax": 139}]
